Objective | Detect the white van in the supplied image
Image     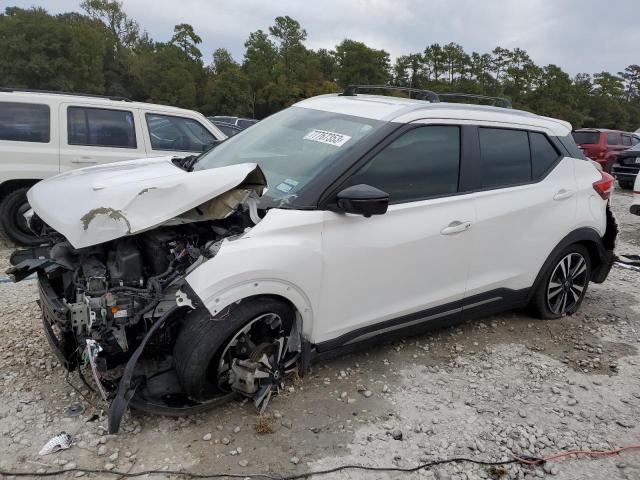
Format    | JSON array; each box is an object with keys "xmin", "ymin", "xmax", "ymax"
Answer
[{"xmin": 0, "ymin": 89, "xmax": 225, "ymax": 244}]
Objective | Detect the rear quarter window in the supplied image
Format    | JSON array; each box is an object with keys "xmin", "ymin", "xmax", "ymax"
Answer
[
  {"xmin": 0, "ymin": 102, "xmax": 50, "ymax": 143},
  {"xmin": 530, "ymin": 132, "xmax": 561, "ymax": 178}
]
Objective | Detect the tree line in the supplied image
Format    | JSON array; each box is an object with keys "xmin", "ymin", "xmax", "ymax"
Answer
[{"xmin": 1, "ymin": 1, "xmax": 639, "ymax": 130}]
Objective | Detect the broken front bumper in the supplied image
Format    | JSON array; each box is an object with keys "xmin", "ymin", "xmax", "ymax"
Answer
[{"xmin": 38, "ymin": 273, "xmax": 78, "ymax": 371}]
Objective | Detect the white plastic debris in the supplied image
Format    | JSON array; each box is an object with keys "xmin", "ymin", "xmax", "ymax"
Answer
[{"xmin": 38, "ymin": 432, "xmax": 72, "ymax": 456}]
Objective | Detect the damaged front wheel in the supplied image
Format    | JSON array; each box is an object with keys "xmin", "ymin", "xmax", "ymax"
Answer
[{"xmin": 173, "ymin": 297, "xmax": 300, "ymax": 412}]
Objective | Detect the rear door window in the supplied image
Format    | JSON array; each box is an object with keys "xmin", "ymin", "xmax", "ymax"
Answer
[
  {"xmin": 146, "ymin": 114, "xmax": 216, "ymax": 152},
  {"xmin": 68, "ymin": 107, "xmax": 136, "ymax": 148},
  {"xmin": 0, "ymin": 102, "xmax": 50, "ymax": 143},
  {"xmin": 479, "ymin": 128, "xmax": 531, "ymax": 188},
  {"xmin": 606, "ymin": 132, "xmax": 622, "ymax": 145}
]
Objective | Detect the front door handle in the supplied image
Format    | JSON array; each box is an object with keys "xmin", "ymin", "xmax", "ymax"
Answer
[
  {"xmin": 441, "ymin": 221, "xmax": 472, "ymax": 235},
  {"xmin": 71, "ymin": 156, "xmax": 98, "ymax": 164},
  {"xmin": 553, "ymin": 189, "xmax": 575, "ymax": 201}
]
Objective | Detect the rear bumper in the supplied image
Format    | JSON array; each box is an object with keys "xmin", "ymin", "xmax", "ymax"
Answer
[
  {"xmin": 591, "ymin": 205, "xmax": 618, "ymax": 284},
  {"xmin": 591, "ymin": 250, "xmax": 615, "ymax": 283}
]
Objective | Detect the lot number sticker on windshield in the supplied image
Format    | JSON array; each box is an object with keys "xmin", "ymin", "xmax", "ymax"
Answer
[{"xmin": 304, "ymin": 129, "xmax": 352, "ymax": 147}]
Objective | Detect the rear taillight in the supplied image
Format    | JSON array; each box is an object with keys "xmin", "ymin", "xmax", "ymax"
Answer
[{"xmin": 593, "ymin": 171, "xmax": 614, "ymax": 200}]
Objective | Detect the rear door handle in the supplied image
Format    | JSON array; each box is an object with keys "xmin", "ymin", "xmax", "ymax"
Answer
[
  {"xmin": 71, "ymin": 156, "xmax": 98, "ymax": 164},
  {"xmin": 553, "ymin": 189, "xmax": 575, "ymax": 201},
  {"xmin": 440, "ymin": 221, "xmax": 472, "ymax": 235}
]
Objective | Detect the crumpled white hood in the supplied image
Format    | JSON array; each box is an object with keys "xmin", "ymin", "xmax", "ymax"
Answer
[{"xmin": 28, "ymin": 157, "xmax": 266, "ymax": 249}]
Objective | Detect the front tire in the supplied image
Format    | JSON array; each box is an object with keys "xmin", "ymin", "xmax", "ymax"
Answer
[
  {"xmin": 174, "ymin": 297, "xmax": 295, "ymax": 402},
  {"xmin": 529, "ymin": 244, "xmax": 591, "ymax": 319},
  {"xmin": 0, "ymin": 187, "xmax": 41, "ymax": 246}
]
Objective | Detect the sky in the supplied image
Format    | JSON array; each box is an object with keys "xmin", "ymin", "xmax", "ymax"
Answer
[{"xmin": 6, "ymin": 0, "xmax": 638, "ymax": 75}]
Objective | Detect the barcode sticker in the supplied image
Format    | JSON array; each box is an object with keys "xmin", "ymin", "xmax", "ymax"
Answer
[{"xmin": 303, "ymin": 129, "xmax": 351, "ymax": 147}]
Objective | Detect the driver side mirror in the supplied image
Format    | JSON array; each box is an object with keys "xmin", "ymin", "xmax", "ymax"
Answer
[{"xmin": 336, "ymin": 184, "xmax": 389, "ymax": 217}]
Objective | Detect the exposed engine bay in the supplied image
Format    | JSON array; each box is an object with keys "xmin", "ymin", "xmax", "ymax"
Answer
[
  {"xmin": 8, "ymin": 161, "xmax": 302, "ymax": 433},
  {"xmin": 43, "ymin": 218, "xmax": 243, "ymax": 369}
]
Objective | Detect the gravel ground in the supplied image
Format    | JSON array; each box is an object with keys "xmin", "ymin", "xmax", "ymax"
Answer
[{"xmin": 0, "ymin": 187, "xmax": 639, "ymax": 480}]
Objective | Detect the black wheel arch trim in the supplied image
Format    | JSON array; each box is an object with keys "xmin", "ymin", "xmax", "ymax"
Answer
[{"xmin": 527, "ymin": 227, "xmax": 611, "ymax": 301}]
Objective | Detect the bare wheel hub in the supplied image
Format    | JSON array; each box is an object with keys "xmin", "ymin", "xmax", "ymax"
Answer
[{"xmin": 217, "ymin": 313, "xmax": 299, "ymax": 413}]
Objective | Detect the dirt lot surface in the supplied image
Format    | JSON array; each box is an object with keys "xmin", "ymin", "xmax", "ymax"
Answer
[{"xmin": 1, "ymin": 188, "xmax": 639, "ymax": 480}]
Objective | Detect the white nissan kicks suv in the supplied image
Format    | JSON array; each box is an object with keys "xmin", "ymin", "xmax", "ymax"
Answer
[{"xmin": 9, "ymin": 86, "xmax": 617, "ymax": 433}]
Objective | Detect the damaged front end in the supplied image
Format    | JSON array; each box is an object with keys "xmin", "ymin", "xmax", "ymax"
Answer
[{"xmin": 8, "ymin": 161, "xmax": 297, "ymax": 432}]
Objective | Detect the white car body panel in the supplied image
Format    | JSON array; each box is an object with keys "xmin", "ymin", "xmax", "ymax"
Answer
[
  {"xmin": 317, "ymin": 196, "xmax": 473, "ymax": 344},
  {"xmin": 465, "ymin": 157, "xmax": 578, "ymax": 296},
  {"xmin": 27, "ymin": 158, "xmax": 264, "ymax": 249},
  {"xmin": 185, "ymin": 208, "xmax": 325, "ymax": 339}
]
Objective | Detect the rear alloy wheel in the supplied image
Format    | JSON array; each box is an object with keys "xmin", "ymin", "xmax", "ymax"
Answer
[
  {"xmin": 529, "ymin": 244, "xmax": 591, "ymax": 320},
  {"xmin": 546, "ymin": 252, "xmax": 589, "ymax": 316}
]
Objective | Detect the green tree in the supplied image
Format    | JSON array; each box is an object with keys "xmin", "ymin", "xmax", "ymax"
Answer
[
  {"xmin": 171, "ymin": 23, "xmax": 202, "ymax": 63},
  {"xmin": 242, "ymin": 29, "xmax": 278, "ymax": 117},
  {"xmin": 593, "ymin": 71, "xmax": 624, "ymax": 98},
  {"xmin": 620, "ymin": 65, "xmax": 640, "ymax": 101},
  {"xmin": 80, "ymin": 0, "xmax": 139, "ymax": 48},
  {"xmin": 202, "ymin": 48, "xmax": 251, "ymax": 116},
  {"xmin": 334, "ymin": 39, "xmax": 390, "ymax": 87},
  {"xmin": 0, "ymin": 7, "xmax": 108, "ymax": 92}
]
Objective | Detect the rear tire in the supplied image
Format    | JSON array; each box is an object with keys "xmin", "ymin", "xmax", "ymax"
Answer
[
  {"xmin": 174, "ymin": 297, "xmax": 294, "ymax": 402},
  {"xmin": 0, "ymin": 187, "xmax": 41, "ymax": 246},
  {"xmin": 618, "ymin": 179, "xmax": 635, "ymax": 190},
  {"xmin": 528, "ymin": 244, "xmax": 591, "ymax": 320}
]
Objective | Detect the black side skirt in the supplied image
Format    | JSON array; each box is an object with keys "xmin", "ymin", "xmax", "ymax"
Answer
[{"xmin": 308, "ymin": 287, "xmax": 529, "ymax": 365}]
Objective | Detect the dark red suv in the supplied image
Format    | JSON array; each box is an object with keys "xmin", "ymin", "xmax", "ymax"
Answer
[{"xmin": 571, "ymin": 129, "xmax": 639, "ymax": 171}]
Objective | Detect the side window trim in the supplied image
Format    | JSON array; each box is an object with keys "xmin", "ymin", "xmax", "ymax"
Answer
[
  {"xmin": 469, "ymin": 125, "xmax": 564, "ymax": 193},
  {"xmin": 66, "ymin": 106, "xmax": 137, "ymax": 149}
]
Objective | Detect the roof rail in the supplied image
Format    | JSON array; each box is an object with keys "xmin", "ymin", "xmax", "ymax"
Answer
[
  {"xmin": 340, "ymin": 85, "xmax": 512, "ymax": 108},
  {"xmin": 340, "ymin": 85, "xmax": 440, "ymax": 103},
  {"xmin": 436, "ymin": 92, "xmax": 512, "ymax": 109},
  {"xmin": 0, "ymin": 87, "xmax": 131, "ymax": 102}
]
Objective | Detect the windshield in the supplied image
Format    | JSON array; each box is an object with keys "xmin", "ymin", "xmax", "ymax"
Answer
[
  {"xmin": 572, "ymin": 131, "xmax": 600, "ymax": 145},
  {"xmin": 194, "ymin": 106, "xmax": 384, "ymax": 206}
]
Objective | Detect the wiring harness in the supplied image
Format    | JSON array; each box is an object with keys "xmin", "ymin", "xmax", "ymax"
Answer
[{"xmin": 1, "ymin": 446, "xmax": 639, "ymax": 479}]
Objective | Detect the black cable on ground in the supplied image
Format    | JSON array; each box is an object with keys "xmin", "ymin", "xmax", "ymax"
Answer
[{"xmin": 0, "ymin": 455, "xmax": 525, "ymax": 479}]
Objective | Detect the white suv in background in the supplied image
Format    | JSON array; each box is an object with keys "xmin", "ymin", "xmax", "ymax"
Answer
[
  {"xmin": 0, "ymin": 89, "xmax": 225, "ymax": 244},
  {"xmin": 9, "ymin": 86, "xmax": 618, "ymax": 432}
]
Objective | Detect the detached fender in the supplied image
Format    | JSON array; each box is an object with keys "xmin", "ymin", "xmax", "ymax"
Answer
[{"xmin": 185, "ymin": 209, "xmax": 323, "ymax": 339}]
